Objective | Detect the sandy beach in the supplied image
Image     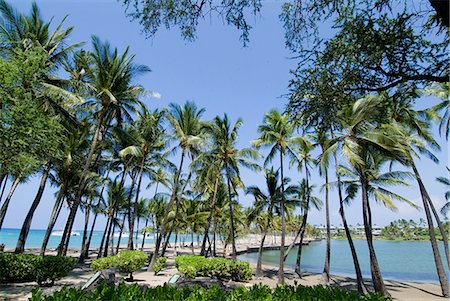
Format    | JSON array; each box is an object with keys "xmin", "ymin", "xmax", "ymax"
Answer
[{"xmin": 0, "ymin": 236, "xmax": 447, "ymax": 301}]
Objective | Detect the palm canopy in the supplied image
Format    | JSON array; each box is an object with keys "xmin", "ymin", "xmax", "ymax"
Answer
[
  {"xmin": 84, "ymin": 36, "xmax": 149, "ymax": 128},
  {"xmin": 422, "ymin": 83, "xmax": 450, "ymax": 140},
  {"xmin": 0, "ymin": 0, "xmax": 81, "ymax": 64},
  {"xmin": 167, "ymin": 101, "xmax": 208, "ymax": 158},
  {"xmin": 252, "ymin": 109, "xmax": 300, "ymax": 166},
  {"xmin": 209, "ymin": 114, "xmax": 260, "ymax": 178}
]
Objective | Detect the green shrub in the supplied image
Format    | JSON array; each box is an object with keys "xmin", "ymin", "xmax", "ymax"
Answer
[
  {"xmin": 0, "ymin": 253, "xmax": 74, "ymax": 286},
  {"xmin": 154, "ymin": 256, "xmax": 167, "ymax": 275},
  {"xmin": 91, "ymin": 250, "xmax": 147, "ymax": 281},
  {"xmin": 174, "ymin": 255, "xmax": 253, "ymax": 282},
  {"xmin": 31, "ymin": 282, "xmax": 390, "ymax": 301}
]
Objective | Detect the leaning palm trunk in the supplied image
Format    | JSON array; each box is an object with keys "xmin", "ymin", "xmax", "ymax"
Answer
[
  {"xmin": 294, "ymin": 211, "xmax": 308, "ymax": 277},
  {"xmin": 361, "ymin": 179, "xmax": 389, "ymax": 297},
  {"xmin": 0, "ymin": 174, "xmax": 8, "ymax": 203},
  {"xmin": 0, "ymin": 176, "xmax": 20, "ymax": 229},
  {"xmin": 15, "ymin": 163, "xmax": 52, "ymax": 253},
  {"xmin": 148, "ymin": 151, "xmax": 185, "ymax": 271},
  {"xmin": 59, "ymin": 112, "xmax": 106, "ymax": 256},
  {"xmin": 41, "ymin": 185, "xmax": 66, "ymax": 256},
  {"xmin": 278, "ymin": 149, "xmax": 286, "ymax": 285},
  {"xmin": 426, "ymin": 193, "xmax": 450, "ymax": 270},
  {"xmin": 334, "ymin": 154, "xmax": 367, "ymax": 295},
  {"xmin": 116, "ymin": 215, "xmax": 127, "ymax": 253},
  {"xmin": 321, "ymin": 170, "xmax": 331, "ymax": 283},
  {"xmin": 411, "ymin": 163, "xmax": 449, "ymax": 297},
  {"xmin": 226, "ymin": 164, "xmax": 237, "ymax": 260},
  {"xmin": 256, "ymin": 204, "xmax": 274, "ymax": 277},
  {"xmin": 201, "ymin": 175, "xmax": 220, "ymax": 256}
]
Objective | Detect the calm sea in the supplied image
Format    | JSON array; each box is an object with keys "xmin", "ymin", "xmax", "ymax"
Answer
[
  {"xmin": 237, "ymin": 239, "xmax": 450, "ymax": 283},
  {"xmin": 1, "ymin": 229, "xmax": 448, "ymax": 282}
]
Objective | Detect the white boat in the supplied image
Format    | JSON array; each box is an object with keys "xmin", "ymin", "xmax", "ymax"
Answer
[
  {"xmin": 113, "ymin": 232, "xmax": 129, "ymax": 238},
  {"xmin": 51, "ymin": 231, "xmax": 80, "ymax": 237}
]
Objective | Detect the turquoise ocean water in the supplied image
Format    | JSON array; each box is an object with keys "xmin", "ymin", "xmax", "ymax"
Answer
[
  {"xmin": 1, "ymin": 228, "xmax": 448, "ymax": 283},
  {"xmin": 237, "ymin": 239, "xmax": 450, "ymax": 283}
]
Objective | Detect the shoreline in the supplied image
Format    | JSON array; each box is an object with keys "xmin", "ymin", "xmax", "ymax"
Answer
[{"xmin": 0, "ymin": 247, "xmax": 446, "ymax": 301}]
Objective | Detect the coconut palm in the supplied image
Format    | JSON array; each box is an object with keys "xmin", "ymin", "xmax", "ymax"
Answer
[
  {"xmin": 119, "ymin": 110, "xmax": 167, "ymax": 250},
  {"xmin": 58, "ymin": 36, "xmax": 149, "ymax": 256},
  {"xmin": 322, "ymin": 97, "xmax": 402, "ymax": 297},
  {"xmin": 252, "ymin": 109, "xmax": 300, "ymax": 284},
  {"xmin": 422, "ymin": 82, "xmax": 449, "ymax": 140},
  {"xmin": 210, "ymin": 114, "xmax": 259, "ymax": 260},
  {"xmin": 148, "ymin": 101, "xmax": 206, "ymax": 271}
]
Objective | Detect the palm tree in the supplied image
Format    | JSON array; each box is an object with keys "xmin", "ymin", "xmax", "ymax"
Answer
[
  {"xmin": 322, "ymin": 98, "xmax": 400, "ymax": 297},
  {"xmin": 58, "ymin": 36, "xmax": 149, "ymax": 256},
  {"xmin": 252, "ymin": 109, "xmax": 299, "ymax": 284},
  {"xmin": 437, "ymin": 167, "xmax": 450, "ymax": 216},
  {"xmin": 246, "ymin": 168, "xmax": 300, "ymax": 277},
  {"xmin": 382, "ymin": 124, "xmax": 450, "ymax": 296},
  {"xmin": 210, "ymin": 114, "xmax": 259, "ymax": 260},
  {"xmin": 148, "ymin": 101, "xmax": 206, "ymax": 271},
  {"xmin": 119, "ymin": 110, "xmax": 167, "ymax": 250}
]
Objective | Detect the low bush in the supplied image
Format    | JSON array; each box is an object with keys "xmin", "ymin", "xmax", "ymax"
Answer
[
  {"xmin": 30, "ymin": 282, "xmax": 390, "ymax": 301},
  {"xmin": 174, "ymin": 255, "xmax": 252, "ymax": 282},
  {"xmin": 153, "ymin": 256, "xmax": 167, "ymax": 275},
  {"xmin": 0, "ymin": 253, "xmax": 74, "ymax": 286},
  {"xmin": 91, "ymin": 250, "xmax": 147, "ymax": 281}
]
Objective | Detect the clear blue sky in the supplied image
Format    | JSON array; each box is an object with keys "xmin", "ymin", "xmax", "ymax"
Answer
[{"xmin": 2, "ymin": 0, "xmax": 449, "ymax": 231}]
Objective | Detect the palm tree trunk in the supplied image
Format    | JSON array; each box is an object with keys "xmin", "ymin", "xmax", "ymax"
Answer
[
  {"xmin": 161, "ymin": 172, "xmax": 192, "ymax": 256},
  {"xmin": 0, "ymin": 174, "xmax": 8, "ymax": 203},
  {"xmin": 191, "ymin": 232, "xmax": 195, "ymax": 254},
  {"xmin": 116, "ymin": 215, "xmax": 126, "ymax": 253},
  {"xmin": 213, "ymin": 216, "xmax": 217, "ymax": 257},
  {"xmin": 84, "ymin": 207, "xmax": 99, "ymax": 259},
  {"xmin": 148, "ymin": 151, "xmax": 185, "ymax": 271},
  {"xmin": 426, "ymin": 193, "xmax": 450, "ymax": 270},
  {"xmin": 256, "ymin": 204, "xmax": 274, "ymax": 277},
  {"xmin": 141, "ymin": 182, "xmax": 159, "ymax": 251},
  {"xmin": 104, "ymin": 209, "xmax": 116, "ymax": 257},
  {"xmin": 15, "ymin": 163, "xmax": 51, "ymax": 253},
  {"xmin": 78, "ymin": 198, "xmax": 93, "ymax": 264},
  {"xmin": 126, "ymin": 171, "xmax": 137, "ymax": 250},
  {"xmin": 201, "ymin": 175, "xmax": 219, "ymax": 256},
  {"xmin": 41, "ymin": 184, "xmax": 66, "ymax": 256},
  {"xmin": 226, "ymin": 164, "xmax": 237, "ymax": 260},
  {"xmin": 98, "ymin": 216, "xmax": 110, "ymax": 259},
  {"xmin": 321, "ymin": 170, "xmax": 331, "ymax": 283},
  {"xmin": 411, "ymin": 163, "xmax": 449, "ymax": 297},
  {"xmin": 334, "ymin": 153, "xmax": 366, "ymax": 295},
  {"xmin": 140, "ymin": 219, "xmax": 149, "ymax": 251},
  {"xmin": 294, "ymin": 211, "xmax": 308, "ymax": 277},
  {"xmin": 361, "ymin": 178, "xmax": 390, "ymax": 297},
  {"xmin": 0, "ymin": 176, "xmax": 20, "ymax": 230},
  {"xmin": 59, "ymin": 111, "xmax": 106, "ymax": 256},
  {"xmin": 130, "ymin": 155, "xmax": 146, "ymax": 250},
  {"xmin": 278, "ymin": 148, "xmax": 286, "ymax": 285},
  {"xmin": 294, "ymin": 163, "xmax": 310, "ymax": 278}
]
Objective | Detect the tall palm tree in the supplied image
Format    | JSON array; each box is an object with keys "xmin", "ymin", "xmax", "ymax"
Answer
[
  {"xmin": 148, "ymin": 101, "xmax": 206, "ymax": 271},
  {"xmin": 252, "ymin": 109, "xmax": 299, "ymax": 284},
  {"xmin": 58, "ymin": 36, "xmax": 149, "ymax": 256},
  {"xmin": 210, "ymin": 114, "xmax": 259, "ymax": 260},
  {"xmin": 422, "ymin": 82, "xmax": 449, "ymax": 140},
  {"xmin": 119, "ymin": 110, "xmax": 167, "ymax": 250},
  {"xmin": 322, "ymin": 97, "xmax": 400, "ymax": 297}
]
